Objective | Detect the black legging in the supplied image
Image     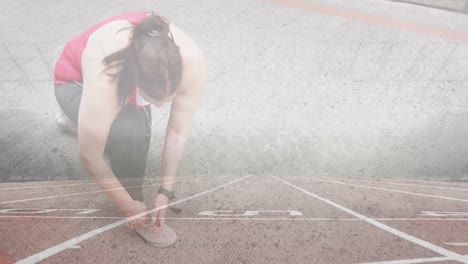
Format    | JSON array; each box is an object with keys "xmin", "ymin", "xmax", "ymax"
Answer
[{"xmin": 54, "ymin": 81, "xmax": 152, "ymax": 202}]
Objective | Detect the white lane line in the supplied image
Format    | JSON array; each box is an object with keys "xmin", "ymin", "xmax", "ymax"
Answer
[
  {"xmin": 420, "ymin": 211, "xmax": 468, "ymax": 217},
  {"xmin": 67, "ymin": 245, "xmax": 81, "ymax": 250},
  {"xmin": 314, "ymin": 177, "xmax": 468, "ymax": 192},
  {"xmin": 198, "ymin": 210, "xmax": 303, "ymax": 216},
  {"xmin": 0, "ymin": 175, "xmax": 222, "ymax": 191},
  {"xmin": 0, "ymin": 179, "xmax": 133, "ymax": 191},
  {"xmin": 16, "ymin": 175, "xmax": 251, "ymax": 264},
  {"xmin": 272, "ymin": 176, "xmax": 468, "ymax": 263},
  {"xmin": 445, "ymin": 242, "xmax": 468, "ymax": 247},
  {"xmin": 0, "ymin": 176, "xmax": 214, "ymax": 205},
  {"xmin": 295, "ymin": 177, "xmax": 468, "ymax": 203},
  {"xmin": 0, "ymin": 208, "xmax": 100, "ymax": 214},
  {"xmin": 310, "ymin": 176, "xmax": 468, "ymax": 187},
  {"xmin": 373, "ymin": 178, "xmax": 468, "ymax": 186},
  {"xmin": 2, "ymin": 215, "xmax": 468, "ymax": 221},
  {"xmin": 358, "ymin": 256, "xmax": 452, "ymax": 264},
  {"xmin": 383, "ymin": 181, "xmax": 468, "ymax": 192}
]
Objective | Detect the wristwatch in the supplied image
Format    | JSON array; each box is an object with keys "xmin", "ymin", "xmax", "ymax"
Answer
[
  {"xmin": 157, "ymin": 187, "xmax": 175, "ymax": 200},
  {"xmin": 157, "ymin": 188, "xmax": 182, "ymax": 214}
]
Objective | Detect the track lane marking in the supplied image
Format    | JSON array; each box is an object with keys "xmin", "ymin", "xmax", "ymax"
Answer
[
  {"xmin": 358, "ymin": 256, "xmax": 453, "ymax": 264},
  {"xmin": 421, "ymin": 211, "xmax": 468, "ymax": 217},
  {"xmin": 355, "ymin": 179, "xmax": 468, "ymax": 192},
  {"xmin": 293, "ymin": 176, "xmax": 468, "ymax": 203},
  {"xmin": 0, "ymin": 179, "xmax": 143, "ymax": 191},
  {"xmin": 314, "ymin": 176, "xmax": 468, "ymax": 192},
  {"xmin": 333, "ymin": 177, "xmax": 468, "ymax": 187},
  {"xmin": 445, "ymin": 242, "xmax": 468, "ymax": 247},
  {"xmin": 0, "ymin": 208, "xmax": 100, "ymax": 214},
  {"xmin": 0, "ymin": 176, "xmax": 219, "ymax": 205},
  {"xmin": 15, "ymin": 175, "xmax": 251, "ymax": 264},
  {"xmin": 385, "ymin": 178, "xmax": 468, "ymax": 186},
  {"xmin": 0, "ymin": 175, "xmax": 222, "ymax": 191},
  {"xmin": 2, "ymin": 215, "xmax": 468, "ymax": 221},
  {"xmin": 272, "ymin": 176, "xmax": 468, "ymax": 263}
]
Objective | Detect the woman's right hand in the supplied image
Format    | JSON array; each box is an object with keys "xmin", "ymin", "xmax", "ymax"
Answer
[{"xmin": 123, "ymin": 200, "xmax": 151, "ymax": 228}]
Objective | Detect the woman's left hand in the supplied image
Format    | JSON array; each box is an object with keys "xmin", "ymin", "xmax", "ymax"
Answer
[{"xmin": 152, "ymin": 194, "xmax": 169, "ymax": 233}]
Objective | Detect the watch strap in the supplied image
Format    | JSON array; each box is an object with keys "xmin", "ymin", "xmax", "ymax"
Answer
[{"xmin": 157, "ymin": 188, "xmax": 175, "ymax": 200}]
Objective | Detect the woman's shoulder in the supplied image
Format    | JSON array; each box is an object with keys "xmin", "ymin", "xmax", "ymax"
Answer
[
  {"xmin": 169, "ymin": 24, "xmax": 205, "ymax": 95},
  {"xmin": 84, "ymin": 20, "xmax": 133, "ymax": 60},
  {"xmin": 169, "ymin": 23, "xmax": 203, "ymax": 59},
  {"xmin": 82, "ymin": 20, "xmax": 133, "ymax": 82}
]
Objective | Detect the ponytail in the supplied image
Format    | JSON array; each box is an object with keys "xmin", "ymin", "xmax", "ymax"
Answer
[{"xmin": 102, "ymin": 12, "xmax": 183, "ymax": 106}]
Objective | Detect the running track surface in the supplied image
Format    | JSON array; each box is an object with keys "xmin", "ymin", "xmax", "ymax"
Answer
[{"xmin": 2, "ymin": 175, "xmax": 468, "ymax": 263}]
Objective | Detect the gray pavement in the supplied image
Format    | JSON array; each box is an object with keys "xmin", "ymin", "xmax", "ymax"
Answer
[{"xmin": 1, "ymin": 0, "xmax": 468, "ymax": 182}]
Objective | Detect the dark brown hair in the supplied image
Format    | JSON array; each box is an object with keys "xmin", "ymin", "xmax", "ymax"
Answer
[{"xmin": 103, "ymin": 13, "xmax": 183, "ymax": 106}]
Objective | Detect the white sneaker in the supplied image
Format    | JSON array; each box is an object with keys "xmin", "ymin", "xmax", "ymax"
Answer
[
  {"xmin": 54, "ymin": 110, "xmax": 77, "ymax": 134},
  {"xmin": 133, "ymin": 224, "xmax": 177, "ymax": 248}
]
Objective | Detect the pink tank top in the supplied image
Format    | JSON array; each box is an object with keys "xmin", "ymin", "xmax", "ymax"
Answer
[{"xmin": 54, "ymin": 11, "xmax": 151, "ymax": 108}]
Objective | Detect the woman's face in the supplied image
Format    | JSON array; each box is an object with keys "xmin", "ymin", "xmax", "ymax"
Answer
[{"xmin": 138, "ymin": 88, "xmax": 175, "ymax": 108}]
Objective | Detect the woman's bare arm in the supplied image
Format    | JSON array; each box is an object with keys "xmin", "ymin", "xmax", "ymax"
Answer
[
  {"xmin": 159, "ymin": 48, "xmax": 206, "ymax": 191},
  {"xmin": 79, "ymin": 21, "xmax": 136, "ymax": 213}
]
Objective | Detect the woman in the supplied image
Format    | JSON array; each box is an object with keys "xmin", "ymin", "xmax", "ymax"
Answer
[{"xmin": 53, "ymin": 11, "xmax": 205, "ymax": 247}]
